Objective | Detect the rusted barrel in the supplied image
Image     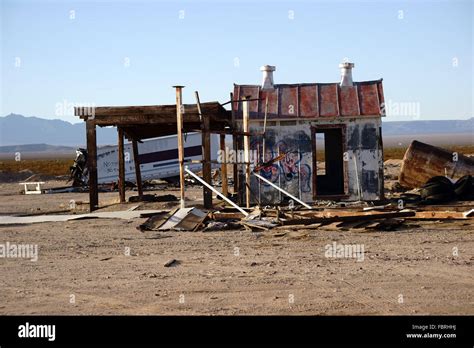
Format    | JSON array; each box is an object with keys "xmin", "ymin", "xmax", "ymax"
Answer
[{"xmin": 399, "ymin": 140, "xmax": 474, "ymax": 188}]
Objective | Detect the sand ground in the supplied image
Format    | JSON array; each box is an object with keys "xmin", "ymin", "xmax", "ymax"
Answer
[{"xmin": 0, "ymin": 180, "xmax": 473, "ymax": 315}]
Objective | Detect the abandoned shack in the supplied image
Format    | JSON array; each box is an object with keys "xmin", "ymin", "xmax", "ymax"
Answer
[
  {"xmin": 232, "ymin": 62, "xmax": 385, "ymax": 204},
  {"xmin": 75, "ymin": 61, "xmax": 386, "ymax": 212}
]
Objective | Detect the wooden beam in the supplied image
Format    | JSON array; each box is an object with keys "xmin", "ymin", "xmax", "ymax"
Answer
[
  {"xmin": 196, "ymin": 91, "xmax": 212, "ymax": 209},
  {"xmin": 74, "ymin": 102, "xmax": 231, "ymax": 126},
  {"xmin": 236, "ymin": 135, "xmax": 244, "ymax": 203},
  {"xmin": 132, "ymin": 139, "xmax": 143, "ymax": 199},
  {"xmin": 174, "ymin": 86, "xmax": 186, "ymax": 209},
  {"xmin": 230, "ymin": 92, "xmax": 239, "ymax": 196},
  {"xmin": 262, "ymin": 95, "xmax": 269, "ymax": 162},
  {"xmin": 118, "ymin": 127, "xmax": 126, "ymax": 203},
  {"xmin": 86, "ymin": 120, "xmax": 98, "ymax": 211},
  {"xmin": 75, "ymin": 102, "xmax": 223, "ymax": 117},
  {"xmin": 220, "ymin": 134, "xmax": 228, "ymax": 196},
  {"xmin": 242, "ymin": 96, "xmax": 251, "ymax": 208}
]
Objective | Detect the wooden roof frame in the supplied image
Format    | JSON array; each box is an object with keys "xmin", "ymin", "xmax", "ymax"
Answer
[
  {"xmin": 75, "ymin": 99, "xmax": 234, "ymax": 212},
  {"xmin": 74, "ymin": 101, "xmax": 232, "ymax": 140}
]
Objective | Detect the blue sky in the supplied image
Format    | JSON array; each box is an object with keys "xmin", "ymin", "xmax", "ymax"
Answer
[{"xmin": 1, "ymin": 0, "xmax": 472, "ymax": 123}]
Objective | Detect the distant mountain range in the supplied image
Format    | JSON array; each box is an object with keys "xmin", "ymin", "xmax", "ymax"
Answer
[
  {"xmin": 0, "ymin": 143, "xmax": 75, "ymax": 154},
  {"xmin": 0, "ymin": 113, "xmax": 472, "ymax": 150},
  {"xmin": 381, "ymin": 118, "xmax": 474, "ymax": 136},
  {"xmin": 0, "ymin": 114, "xmax": 117, "ymax": 147}
]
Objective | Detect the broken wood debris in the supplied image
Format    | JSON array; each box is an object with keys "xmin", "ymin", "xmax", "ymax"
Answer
[
  {"xmin": 139, "ymin": 207, "xmax": 208, "ymax": 232},
  {"xmin": 131, "ymin": 197, "xmax": 474, "ymax": 234}
]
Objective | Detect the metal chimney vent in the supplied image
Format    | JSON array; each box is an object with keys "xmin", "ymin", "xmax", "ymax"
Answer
[
  {"xmin": 260, "ymin": 65, "xmax": 276, "ymax": 90},
  {"xmin": 339, "ymin": 62, "xmax": 355, "ymax": 87}
]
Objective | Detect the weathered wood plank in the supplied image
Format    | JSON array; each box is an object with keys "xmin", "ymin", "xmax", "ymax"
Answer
[
  {"xmin": 196, "ymin": 92, "xmax": 212, "ymax": 209},
  {"xmin": 175, "ymin": 87, "xmax": 186, "ymax": 209},
  {"xmin": 242, "ymin": 96, "xmax": 251, "ymax": 208},
  {"xmin": 86, "ymin": 120, "xmax": 98, "ymax": 211},
  {"xmin": 118, "ymin": 127, "xmax": 126, "ymax": 203},
  {"xmin": 132, "ymin": 139, "xmax": 143, "ymax": 199}
]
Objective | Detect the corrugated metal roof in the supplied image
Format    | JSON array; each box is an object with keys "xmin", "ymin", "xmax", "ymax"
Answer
[{"xmin": 232, "ymin": 80, "xmax": 384, "ymax": 119}]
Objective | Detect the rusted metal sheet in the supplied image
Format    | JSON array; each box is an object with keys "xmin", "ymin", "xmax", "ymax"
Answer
[
  {"xmin": 339, "ymin": 86, "xmax": 360, "ymax": 116},
  {"xmin": 357, "ymin": 83, "xmax": 380, "ymax": 115},
  {"xmin": 279, "ymin": 86, "xmax": 298, "ymax": 117},
  {"xmin": 399, "ymin": 140, "xmax": 474, "ymax": 188},
  {"xmin": 319, "ymin": 84, "xmax": 339, "ymax": 117},
  {"xmin": 299, "ymin": 85, "xmax": 318, "ymax": 117},
  {"xmin": 258, "ymin": 89, "xmax": 278, "ymax": 118},
  {"xmin": 377, "ymin": 82, "xmax": 385, "ymax": 113},
  {"xmin": 233, "ymin": 80, "xmax": 384, "ymax": 119}
]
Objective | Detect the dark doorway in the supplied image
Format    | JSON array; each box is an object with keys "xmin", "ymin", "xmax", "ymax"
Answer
[{"xmin": 312, "ymin": 126, "xmax": 345, "ymax": 197}]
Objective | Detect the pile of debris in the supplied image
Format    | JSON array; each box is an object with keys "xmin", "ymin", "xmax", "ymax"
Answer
[{"xmin": 137, "ymin": 202, "xmax": 473, "ymax": 233}]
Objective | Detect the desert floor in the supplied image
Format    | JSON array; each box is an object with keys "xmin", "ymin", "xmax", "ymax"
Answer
[{"xmin": 0, "ymin": 177, "xmax": 473, "ymax": 315}]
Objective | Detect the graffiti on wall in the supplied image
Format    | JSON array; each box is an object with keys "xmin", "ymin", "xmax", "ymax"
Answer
[{"xmin": 251, "ymin": 130, "xmax": 312, "ymax": 193}]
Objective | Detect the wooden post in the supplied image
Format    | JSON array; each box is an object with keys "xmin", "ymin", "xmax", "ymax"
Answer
[
  {"xmin": 86, "ymin": 120, "xmax": 98, "ymax": 211},
  {"xmin": 220, "ymin": 134, "xmax": 228, "ymax": 196},
  {"xmin": 262, "ymin": 96, "xmax": 269, "ymax": 162},
  {"xmin": 132, "ymin": 139, "xmax": 143, "ymax": 199},
  {"xmin": 234, "ymin": 135, "xmax": 243, "ymax": 205},
  {"xmin": 195, "ymin": 91, "xmax": 212, "ymax": 209},
  {"xmin": 174, "ymin": 86, "xmax": 186, "ymax": 209},
  {"xmin": 230, "ymin": 92, "xmax": 239, "ymax": 195},
  {"xmin": 242, "ymin": 96, "xmax": 251, "ymax": 208},
  {"xmin": 118, "ymin": 127, "xmax": 126, "ymax": 203}
]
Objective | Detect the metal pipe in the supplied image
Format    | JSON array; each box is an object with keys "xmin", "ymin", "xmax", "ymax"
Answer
[
  {"xmin": 252, "ymin": 172, "xmax": 312, "ymax": 209},
  {"xmin": 185, "ymin": 166, "xmax": 249, "ymax": 216}
]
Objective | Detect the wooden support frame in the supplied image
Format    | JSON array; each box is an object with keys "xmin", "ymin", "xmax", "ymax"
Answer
[
  {"xmin": 230, "ymin": 92, "xmax": 239, "ymax": 195},
  {"xmin": 86, "ymin": 120, "xmax": 99, "ymax": 211},
  {"xmin": 174, "ymin": 86, "xmax": 186, "ymax": 209},
  {"xmin": 242, "ymin": 96, "xmax": 251, "ymax": 208},
  {"xmin": 118, "ymin": 127, "xmax": 126, "ymax": 203},
  {"xmin": 132, "ymin": 139, "xmax": 143, "ymax": 199},
  {"xmin": 195, "ymin": 91, "xmax": 213, "ymax": 209}
]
